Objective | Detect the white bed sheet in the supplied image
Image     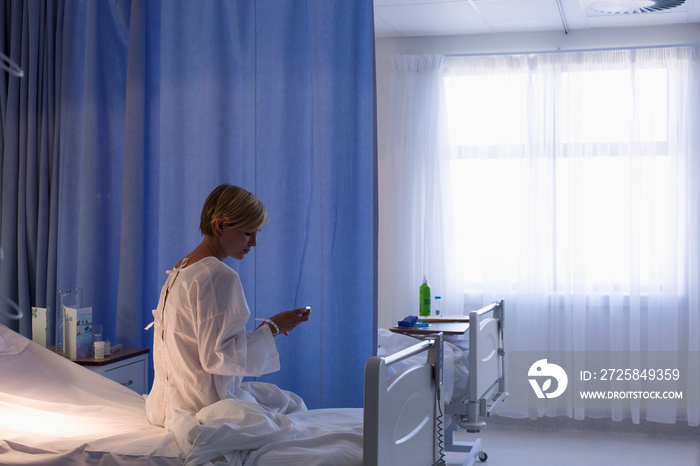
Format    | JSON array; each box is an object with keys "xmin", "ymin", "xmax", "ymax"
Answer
[
  {"xmin": 172, "ymin": 401, "xmax": 362, "ymax": 466},
  {"xmin": 0, "ymin": 324, "xmax": 184, "ymax": 465},
  {"xmin": 0, "ymin": 325, "xmax": 365, "ymax": 466}
]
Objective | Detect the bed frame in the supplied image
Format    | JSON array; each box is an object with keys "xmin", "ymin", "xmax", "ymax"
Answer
[
  {"xmin": 445, "ymin": 300, "xmax": 507, "ymax": 465},
  {"xmin": 363, "ymin": 300, "xmax": 506, "ymax": 466}
]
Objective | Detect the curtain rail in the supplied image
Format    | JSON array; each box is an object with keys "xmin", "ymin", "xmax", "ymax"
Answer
[{"xmin": 444, "ymin": 41, "xmax": 700, "ymax": 58}]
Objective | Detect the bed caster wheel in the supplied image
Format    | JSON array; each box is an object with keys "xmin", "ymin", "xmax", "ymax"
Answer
[{"xmin": 478, "ymin": 451, "xmax": 488, "ymax": 462}]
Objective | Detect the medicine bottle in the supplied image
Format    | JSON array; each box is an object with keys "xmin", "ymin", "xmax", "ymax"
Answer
[{"xmin": 434, "ymin": 296, "xmax": 442, "ymax": 317}]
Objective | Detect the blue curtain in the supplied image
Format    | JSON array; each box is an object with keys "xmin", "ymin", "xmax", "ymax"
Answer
[
  {"xmin": 56, "ymin": 0, "xmax": 131, "ymax": 347},
  {"xmin": 1, "ymin": 0, "xmax": 376, "ymax": 409},
  {"xmin": 0, "ymin": 0, "xmax": 67, "ymax": 336},
  {"xmin": 254, "ymin": 1, "xmax": 377, "ymax": 407}
]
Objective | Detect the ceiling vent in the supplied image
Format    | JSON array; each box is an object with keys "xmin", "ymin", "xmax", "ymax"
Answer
[{"xmin": 588, "ymin": 0, "xmax": 686, "ymax": 14}]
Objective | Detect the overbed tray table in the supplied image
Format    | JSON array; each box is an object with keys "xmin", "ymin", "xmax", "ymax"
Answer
[{"xmin": 389, "ymin": 321, "xmax": 470, "ymax": 335}]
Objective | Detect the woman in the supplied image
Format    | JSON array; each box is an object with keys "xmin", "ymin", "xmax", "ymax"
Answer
[{"xmin": 146, "ymin": 184, "xmax": 311, "ymax": 429}]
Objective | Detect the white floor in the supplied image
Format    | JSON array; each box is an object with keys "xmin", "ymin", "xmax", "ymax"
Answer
[{"xmin": 444, "ymin": 416, "xmax": 699, "ymax": 466}]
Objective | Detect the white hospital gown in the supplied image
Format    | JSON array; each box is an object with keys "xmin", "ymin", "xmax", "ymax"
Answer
[{"xmin": 146, "ymin": 256, "xmax": 305, "ymax": 429}]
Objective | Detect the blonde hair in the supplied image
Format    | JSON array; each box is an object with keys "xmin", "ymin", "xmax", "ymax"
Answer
[{"xmin": 199, "ymin": 184, "xmax": 268, "ymax": 237}]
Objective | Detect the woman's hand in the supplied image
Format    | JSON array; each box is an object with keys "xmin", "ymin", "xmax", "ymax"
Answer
[{"xmin": 261, "ymin": 307, "xmax": 311, "ymax": 336}]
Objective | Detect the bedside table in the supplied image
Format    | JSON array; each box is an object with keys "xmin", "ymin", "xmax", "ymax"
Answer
[{"xmin": 61, "ymin": 347, "xmax": 150, "ymax": 395}]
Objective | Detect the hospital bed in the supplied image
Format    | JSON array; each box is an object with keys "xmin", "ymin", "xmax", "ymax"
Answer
[
  {"xmin": 371, "ymin": 300, "xmax": 507, "ymax": 465},
  {"xmin": 0, "ymin": 300, "xmax": 505, "ymax": 466}
]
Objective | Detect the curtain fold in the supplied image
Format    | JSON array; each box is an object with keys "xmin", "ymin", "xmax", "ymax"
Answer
[
  {"xmin": 378, "ymin": 55, "xmax": 461, "ymax": 330},
  {"xmin": 56, "ymin": 0, "xmax": 129, "ymax": 344},
  {"xmin": 0, "ymin": 0, "xmax": 63, "ymax": 335},
  {"xmin": 117, "ymin": 0, "xmax": 161, "ymax": 348}
]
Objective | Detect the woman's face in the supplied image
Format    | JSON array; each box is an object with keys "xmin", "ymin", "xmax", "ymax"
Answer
[{"xmin": 217, "ymin": 221, "xmax": 258, "ymax": 260}]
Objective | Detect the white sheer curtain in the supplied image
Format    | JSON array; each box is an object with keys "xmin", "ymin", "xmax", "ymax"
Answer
[
  {"xmin": 378, "ymin": 55, "xmax": 462, "ymax": 330},
  {"xmin": 381, "ymin": 47, "xmax": 699, "ymax": 424}
]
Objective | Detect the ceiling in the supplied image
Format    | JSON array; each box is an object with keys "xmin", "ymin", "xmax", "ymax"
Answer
[{"xmin": 374, "ymin": 0, "xmax": 700, "ymax": 38}]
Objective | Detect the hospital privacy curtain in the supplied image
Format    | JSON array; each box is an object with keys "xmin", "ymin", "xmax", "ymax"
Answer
[{"xmin": 0, "ymin": 0, "xmax": 376, "ymax": 409}]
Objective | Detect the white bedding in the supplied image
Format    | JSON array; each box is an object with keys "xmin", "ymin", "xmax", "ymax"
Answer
[
  {"xmin": 0, "ymin": 325, "xmax": 364, "ymax": 465},
  {"xmin": 0, "ymin": 325, "xmax": 183, "ymax": 465},
  {"xmin": 172, "ymin": 401, "xmax": 362, "ymax": 465}
]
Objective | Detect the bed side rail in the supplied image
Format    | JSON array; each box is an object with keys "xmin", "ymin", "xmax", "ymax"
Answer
[
  {"xmin": 364, "ymin": 334, "xmax": 443, "ymax": 466},
  {"xmin": 449, "ymin": 300, "xmax": 507, "ymax": 432},
  {"xmin": 382, "ymin": 338, "xmax": 434, "ymax": 366}
]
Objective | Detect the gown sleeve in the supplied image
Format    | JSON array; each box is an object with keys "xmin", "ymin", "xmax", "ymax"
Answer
[{"xmin": 193, "ymin": 264, "xmax": 280, "ymax": 377}]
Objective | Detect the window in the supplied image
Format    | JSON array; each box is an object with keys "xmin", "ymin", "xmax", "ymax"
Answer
[{"xmin": 444, "ymin": 63, "xmax": 671, "ymax": 293}]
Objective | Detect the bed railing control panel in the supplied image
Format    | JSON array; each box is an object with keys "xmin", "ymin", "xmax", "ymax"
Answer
[{"xmin": 428, "ymin": 332, "xmax": 444, "ymax": 397}]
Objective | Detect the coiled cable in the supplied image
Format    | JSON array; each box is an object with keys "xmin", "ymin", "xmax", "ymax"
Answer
[{"xmin": 434, "ymin": 394, "xmax": 446, "ymax": 465}]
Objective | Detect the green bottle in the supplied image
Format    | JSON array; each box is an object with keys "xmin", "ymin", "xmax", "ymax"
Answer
[{"xmin": 419, "ymin": 276, "xmax": 431, "ymax": 317}]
